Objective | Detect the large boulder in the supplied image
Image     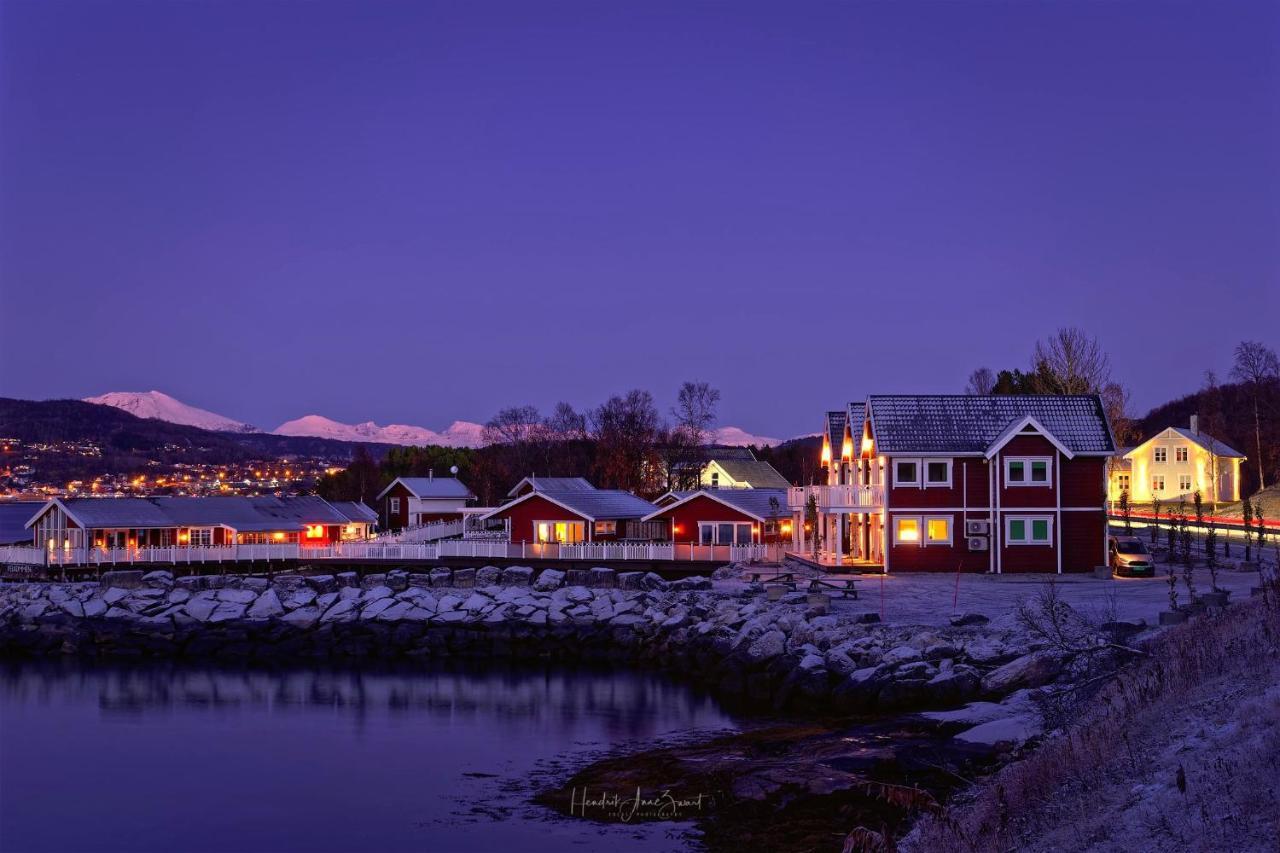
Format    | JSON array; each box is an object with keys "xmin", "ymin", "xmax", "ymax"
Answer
[
  {"xmin": 671, "ymin": 576, "xmax": 711, "ymax": 591},
  {"xmin": 452, "ymin": 568, "xmax": 476, "ymax": 588},
  {"xmin": 501, "ymin": 566, "xmax": 534, "ymax": 587},
  {"xmin": 587, "ymin": 568, "xmax": 616, "ymax": 589},
  {"xmin": 246, "ymin": 589, "xmax": 284, "ymax": 619},
  {"xmin": 429, "ymin": 568, "xmax": 453, "ymax": 588},
  {"xmin": 141, "ymin": 570, "xmax": 174, "ymax": 588},
  {"xmin": 981, "ymin": 651, "xmax": 1064, "ymax": 695},
  {"xmin": 565, "ymin": 569, "xmax": 590, "ymax": 586},
  {"xmin": 335, "ymin": 572, "xmax": 360, "ymax": 588},
  {"xmin": 476, "ymin": 566, "xmax": 503, "ymax": 586},
  {"xmin": 641, "ymin": 572, "xmax": 670, "ymax": 591},
  {"xmin": 533, "ymin": 569, "xmax": 565, "ymax": 592},
  {"xmin": 745, "ymin": 630, "xmax": 787, "ymax": 665},
  {"xmin": 616, "ymin": 572, "xmax": 646, "ymax": 590},
  {"xmin": 101, "ymin": 571, "xmax": 144, "ymax": 590},
  {"xmin": 305, "ymin": 575, "xmax": 337, "ymax": 593}
]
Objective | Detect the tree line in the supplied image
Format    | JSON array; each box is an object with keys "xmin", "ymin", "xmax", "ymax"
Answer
[{"xmin": 316, "ymin": 381, "xmax": 752, "ymax": 505}]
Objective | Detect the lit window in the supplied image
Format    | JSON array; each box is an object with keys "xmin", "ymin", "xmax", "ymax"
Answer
[
  {"xmin": 925, "ymin": 460, "xmax": 951, "ymax": 486},
  {"xmin": 1152, "ymin": 475, "xmax": 1165, "ymax": 492},
  {"xmin": 894, "ymin": 516, "xmax": 921, "ymax": 544},
  {"xmin": 1178, "ymin": 475, "xmax": 1192, "ymax": 492},
  {"xmin": 537, "ymin": 522, "xmax": 551, "ymax": 543},
  {"xmin": 1006, "ymin": 515, "xmax": 1052, "ymax": 545},
  {"xmin": 593, "ymin": 520, "xmax": 617, "ymax": 536},
  {"xmin": 1175, "ymin": 447, "xmax": 1189, "ymax": 463},
  {"xmin": 1117, "ymin": 474, "xmax": 1130, "ymax": 492},
  {"xmin": 1154, "ymin": 447, "xmax": 1167, "ymax": 463},
  {"xmin": 926, "ymin": 517, "xmax": 952, "ymax": 545},
  {"xmin": 1005, "ymin": 457, "xmax": 1052, "ymax": 487},
  {"xmin": 697, "ymin": 522, "xmax": 752, "ymax": 545},
  {"xmin": 304, "ymin": 524, "xmax": 325, "ymax": 539},
  {"xmin": 894, "ymin": 460, "xmax": 920, "ymax": 487}
]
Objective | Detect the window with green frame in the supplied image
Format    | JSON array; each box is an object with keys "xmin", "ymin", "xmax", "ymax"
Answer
[{"xmin": 1007, "ymin": 515, "xmax": 1051, "ymax": 544}]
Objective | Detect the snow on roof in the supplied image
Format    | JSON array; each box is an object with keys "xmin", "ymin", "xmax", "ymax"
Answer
[
  {"xmin": 379, "ymin": 477, "xmax": 476, "ymax": 501},
  {"xmin": 506, "ymin": 476, "xmax": 595, "ymax": 497},
  {"xmin": 484, "ymin": 489, "xmax": 656, "ymax": 522},
  {"xmin": 866, "ymin": 394, "xmax": 1115, "ymax": 455},
  {"xmin": 27, "ymin": 496, "xmax": 358, "ymax": 532},
  {"xmin": 644, "ymin": 488, "xmax": 789, "ymax": 522}
]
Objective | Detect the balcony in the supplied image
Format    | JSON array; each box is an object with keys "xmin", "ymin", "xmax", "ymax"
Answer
[{"xmin": 787, "ymin": 484, "xmax": 884, "ymax": 512}]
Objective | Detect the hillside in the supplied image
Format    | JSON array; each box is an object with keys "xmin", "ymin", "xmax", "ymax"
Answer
[
  {"xmin": 0, "ymin": 398, "xmax": 395, "ymax": 483},
  {"xmin": 1136, "ymin": 378, "xmax": 1278, "ymax": 497}
]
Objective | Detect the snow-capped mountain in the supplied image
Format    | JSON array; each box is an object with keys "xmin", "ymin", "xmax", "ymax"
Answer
[
  {"xmin": 85, "ymin": 391, "xmax": 260, "ymax": 433},
  {"xmin": 83, "ymin": 391, "xmax": 782, "ymax": 449},
  {"xmin": 273, "ymin": 415, "xmax": 486, "ymax": 448},
  {"xmin": 713, "ymin": 426, "xmax": 781, "ymax": 447}
]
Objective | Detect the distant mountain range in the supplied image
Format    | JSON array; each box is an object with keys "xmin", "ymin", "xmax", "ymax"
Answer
[{"xmin": 83, "ymin": 391, "xmax": 782, "ymax": 448}]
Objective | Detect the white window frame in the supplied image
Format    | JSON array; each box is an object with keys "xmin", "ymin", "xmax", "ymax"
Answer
[
  {"xmin": 1117, "ymin": 473, "xmax": 1130, "ymax": 492},
  {"xmin": 1005, "ymin": 515, "xmax": 1053, "ymax": 545},
  {"xmin": 1178, "ymin": 475, "xmax": 1192, "ymax": 492},
  {"xmin": 924, "ymin": 515, "xmax": 953, "ymax": 546},
  {"xmin": 697, "ymin": 521, "xmax": 752, "ymax": 545},
  {"xmin": 593, "ymin": 520, "xmax": 617, "ymax": 536},
  {"xmin": 893, "ymin": 458, "xmax": 921, "ymax": 487},
  {"xmin": 1175, "ymin": 446, "xmax": 1189, "ymax": 463},
  {"xmin": 893, "ymin": 515, "xmax": 923, "ymax": 545},
  {"xmin": 924, "ymin": 459, "xmax": 953, "ymax": 488},
  {"xmin": 389, "ymin": 497, "xmax": 401, "ymax": 514},
  {"xmin": 1005, "ymin": 456, "xmax": 1053, "ymax": 487},
  {"xmin": 534, "ymin": 520, "xmax": 585, "ymax": 544},
  {"xmin": 1152, "ymin": 475, "xmax": 1165, "ymax": 492},
  {"xmin": 187, "ymin": 527, "xmax": 213, "ymax": 547},
  {"xmin": 1154, "ymin": 447, "xmax": 1167, "ymax": 464}
]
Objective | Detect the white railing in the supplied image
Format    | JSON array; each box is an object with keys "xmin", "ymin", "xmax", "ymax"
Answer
[
  {"xmin": 787, "ymin": 484, "xmax": 884, "ymax": 511},
  {"xmin": 11, "ymin": 538, "xmax": 774, "ymax": 568},
  {"xmin": 375, "ymin": 519, "xmax": 465, "ymax": 543},
  {"xmin": 0, "ymin": 546, "xmax": 45, "ymax": 566}
]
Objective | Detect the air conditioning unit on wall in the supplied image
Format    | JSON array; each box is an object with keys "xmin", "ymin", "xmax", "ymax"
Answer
[
  {"xmin": 968, "ymin": 536, "xmax": 989, "ymax": 551},
  {"xmin": 965, "ymin": 520, "xmax": 990, "ymax": 536}
]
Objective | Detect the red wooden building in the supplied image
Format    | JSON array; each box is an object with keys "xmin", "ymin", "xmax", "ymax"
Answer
[
  {"xmin": 481, "ymin": 487, "xmax": 659, "ymax": 543},
  {"xmin": 790, "ymin": 395, "xmax": 1116, "ymax": 573},
  {"xmin": 644, "ymin": 488, "xmax": 792, "ymax": 545},
  {"xmin": 376, "ymin": 475, "xmax": 475, "ymax": 530}
]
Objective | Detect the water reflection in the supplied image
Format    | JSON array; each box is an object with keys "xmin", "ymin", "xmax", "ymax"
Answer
[{"xmin": 0, "ymin": 660, "xmax": 736, "ymax": 853}]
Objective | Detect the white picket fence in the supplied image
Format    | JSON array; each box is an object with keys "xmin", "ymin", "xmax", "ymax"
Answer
[
  {"xmin": 373, "ymin": 519, "xmax": 465, "ymax": 543},
  {"xmin": 8, "ymin": 539, "xmax": 772, "ymax": 568}
]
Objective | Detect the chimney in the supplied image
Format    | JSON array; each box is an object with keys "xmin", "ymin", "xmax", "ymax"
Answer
[{"xmin": 1189, "ymin": 415, "xmax": 1199, "ymax": 434}]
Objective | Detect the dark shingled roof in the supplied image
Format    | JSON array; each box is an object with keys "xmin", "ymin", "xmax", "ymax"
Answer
[
  {"xmin": 540, "ymin": 489, "xmax": 658, "ymax": 520},
  {"xmin": 329, "ymin": 501, "xmax": 379, "ymax": 524},
  {"xmin": 646, "ymin": 488, "xmax": 789, "ymax": 522},
  {"xmin": 867, "ymin": 394, "xmax": 1115, "ymax": 455},
  {"xmin": 826, "ymin": 410, "xmax": 848, "ymax": 451},
  {"xmin": 30, "ymin": 496, "xmax": 362, "ymax": 532}
]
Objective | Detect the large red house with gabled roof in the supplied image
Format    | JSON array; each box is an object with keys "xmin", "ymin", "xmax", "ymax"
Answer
[{"xmin": 791, "ymin": 395, "xmax": 1116, "ymax": 573}]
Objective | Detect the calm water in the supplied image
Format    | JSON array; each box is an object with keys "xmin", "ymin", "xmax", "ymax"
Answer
[{"xmin": 0, "ymin": 660, "xmax": 741, "ymax": 853}]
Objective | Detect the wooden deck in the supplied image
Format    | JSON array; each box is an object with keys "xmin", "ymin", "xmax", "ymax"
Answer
[{"xmin": 785, "ymin": 551, "xmax": 884, "ymax": 574}]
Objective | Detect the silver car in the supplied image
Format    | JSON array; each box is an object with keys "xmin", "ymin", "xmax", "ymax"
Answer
[{"xmin": 1108, "ymin": 535, "xmax": 1155, "ymax": 577}]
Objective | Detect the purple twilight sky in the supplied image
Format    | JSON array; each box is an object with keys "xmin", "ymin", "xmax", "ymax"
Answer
[{"xmin": 1, "ymin": 0, "xmax": 1276, "ymax": 439}]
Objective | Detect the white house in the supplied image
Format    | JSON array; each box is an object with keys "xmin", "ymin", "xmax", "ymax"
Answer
[{"xmin": 1109, "ymin": 416, "xmax": 1245, "ymax": 504}]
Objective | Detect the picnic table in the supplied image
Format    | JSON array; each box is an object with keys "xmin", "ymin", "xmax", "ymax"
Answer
[
  {"xmin": 748, "ymin": 570, "xmax": 796, "ymax": 587},
  {"xmin": 808, "ymin": 576, "xmax": 859, "ymax": 599}
]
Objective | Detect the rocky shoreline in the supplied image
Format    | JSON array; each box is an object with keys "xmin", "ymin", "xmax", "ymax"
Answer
[
  {"xmin": 0, "ymin": 565, "xmax": 1074, "ymax": 731},
  {"xmin": 2, "ymin": 564, "xmax": 1145, "ymax": 851}
]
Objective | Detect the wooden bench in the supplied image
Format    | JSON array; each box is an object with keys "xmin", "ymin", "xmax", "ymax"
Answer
[{"xmin": 809, "ymin": 577, "xmax": 859, "ymax": 599}]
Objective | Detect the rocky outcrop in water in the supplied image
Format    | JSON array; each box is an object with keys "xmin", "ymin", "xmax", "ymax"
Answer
[{"xmin": 0, "ymin": 567, "xmax": 1061, "ymax": 719}]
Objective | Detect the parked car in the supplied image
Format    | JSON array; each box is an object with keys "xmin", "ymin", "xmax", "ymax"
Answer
[{"xmin": 1108, "ymin": 535, "xmax": 1155, "ymax": 577}]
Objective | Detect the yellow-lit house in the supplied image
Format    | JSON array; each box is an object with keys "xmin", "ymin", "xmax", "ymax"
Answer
[{"xmin": 1109, "ymin": 416, "xmax": 1245, "ymax": 504}]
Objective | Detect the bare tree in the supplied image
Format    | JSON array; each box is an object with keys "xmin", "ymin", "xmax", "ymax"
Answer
[
  {"xmin": 964, "ymin": 367, "xmax": 996, "ymax": 396},
  {"xmin": 590, "ymin": 390, "xmax": 664, "ymax": 495},
  {"xmin": 1230, "ymin": 340, "xmax": 1280, "ymax": 489},
  {"xmin": 1031, "ymin": 327, "xmax": 1112, "ymax": 395},
  {"xmin": 483, "ymin": 405, "xmax": 543, "ymax": 487},
  {"xmin": 1200, "ymin": 370, "xmax": 1225, "ymax": 508},
  {"xmin": 672, "ymin": 381, "xmax": 720, "ymax": 446}
]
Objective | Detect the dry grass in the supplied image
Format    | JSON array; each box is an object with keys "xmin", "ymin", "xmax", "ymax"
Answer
[{"xmin": 905, "ymin": 580, "xmax": 1280, "ymax": 853}]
